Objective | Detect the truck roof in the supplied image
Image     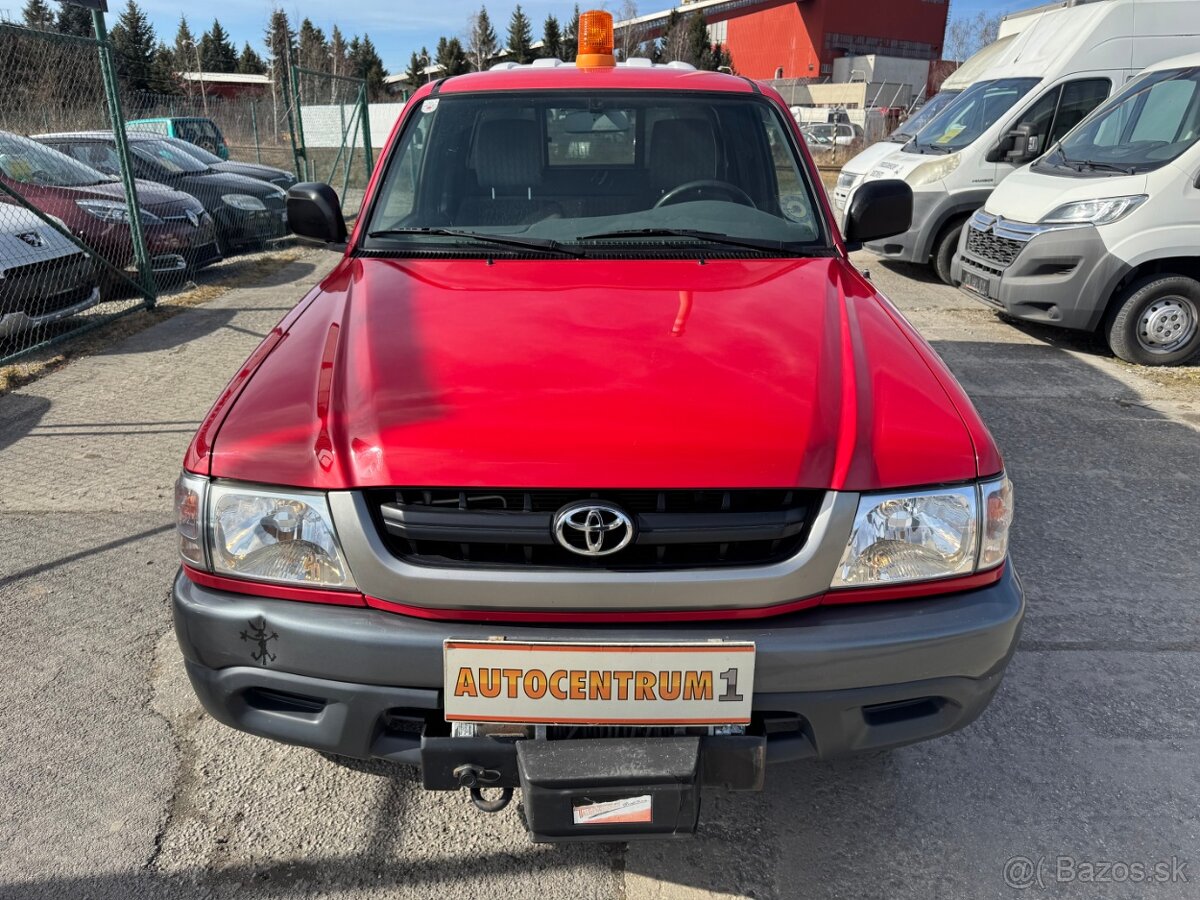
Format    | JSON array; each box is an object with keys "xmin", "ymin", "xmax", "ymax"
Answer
[{"xmin": 433, "ymin": 60, "xmax": 759, "ymax": 96}]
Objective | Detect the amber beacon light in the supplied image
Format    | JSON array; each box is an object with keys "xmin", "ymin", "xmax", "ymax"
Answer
[{"xmin": 576, "ymin": 9, "xmax": 616, "ymax": 68}]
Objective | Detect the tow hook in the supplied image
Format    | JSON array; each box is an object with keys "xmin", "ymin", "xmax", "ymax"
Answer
[{"xmin": 454, "ymin": 764, "xmax": 514, "ymax": 813}]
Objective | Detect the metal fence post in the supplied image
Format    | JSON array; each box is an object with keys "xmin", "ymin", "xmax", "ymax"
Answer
[
  {"xmin": 287, "ymin": 64, "xmax": 307, "ymax": 181},
  {"xmin": 92, "ymin": 8, "xmax": 156, "ymax": 305},
  {"xmin": 251, "ymin": 99, "xmax": 262, "ymax": 164},
  {"xmin": 359, "ymin": 82, "xmax": 374, "ymax": 178}
]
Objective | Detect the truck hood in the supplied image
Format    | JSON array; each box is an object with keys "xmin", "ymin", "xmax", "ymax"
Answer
[
  {"xmin": 201, "ymin": 257, "xmax": 992, "ymax": 491},
  {"xmin": 984, "ymin": 165, "xmax": 1149, "ymax": 223},
  {"xmin": 840, "ymin": 140, "xmax": 907, "ymax": 177}
]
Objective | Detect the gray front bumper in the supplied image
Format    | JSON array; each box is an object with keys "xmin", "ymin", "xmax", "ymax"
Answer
[
  {"xmin": 953, "ymin": 221, "xmax": 1127, "ymax": 331},
  {"xmin": 173, "ymin": 565, "xmax": 1024, "ymax": 765}
]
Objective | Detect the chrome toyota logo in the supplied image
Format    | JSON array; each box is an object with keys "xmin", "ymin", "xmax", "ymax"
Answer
[{"xmin": 553, "ymin": 502, "xmax": 634, "ymax": 557}]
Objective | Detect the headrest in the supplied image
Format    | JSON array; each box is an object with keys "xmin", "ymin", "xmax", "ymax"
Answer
[
  {"xmin": 649, "ymin": 118, "xmax": 718, "ymax": 189},
  {"xmin": 474, "ymin": 118, "xmax": 543, "ymax": 190}
]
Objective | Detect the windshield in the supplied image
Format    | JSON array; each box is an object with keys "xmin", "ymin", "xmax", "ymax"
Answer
[
  {"xmin": 0, "ymin": 132, "xmax": 110, "ymax": 187},
  {"xmin": 911, "ymin": 78, "xmax": 1039, "ymax": 153},
  {"xmin": 164, "ymin": 137, "xmax": 223, "ymax": 165},
  {"xmin": 1039, "ymin": 67, "xmax": 1200, "ymax": 175},
  {"xmin": 363, "ymin": 91, "xmax": 824, "ymax": 255},
  {"xmin": 131, "ymin": 140, "xmax": 209, "ymax": 174},
  {"xmin": 889, "ymin": 90, "xmax": 959, "ymax": 141}
]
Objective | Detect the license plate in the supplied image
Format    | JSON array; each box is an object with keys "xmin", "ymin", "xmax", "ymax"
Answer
[
  {"xmin": 443, "ymin": 640, "xmax": 755, "ymax": 725},
  {"xmin": 962, "ymin": 270, "xmax": 991, "ymax": 297}
]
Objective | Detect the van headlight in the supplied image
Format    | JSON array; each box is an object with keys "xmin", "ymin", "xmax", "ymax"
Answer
[
  {"xmin": 1041, "ymin": 195, "xmax": 1147, "ymax": 226},
  {"xmin": 831, "ymin": 477, "xmax": 1012, "ymax": 588},
  {"xmin": 174, "ymin": 474, "xmax": 355, "ymax": 589},
  {"xmin": 904, "ymin": 153, "xmax": 960, "ymax": 187},
  {"xmin": 221, "ymin": 193, "xmax": 267, "ymax": 211}
]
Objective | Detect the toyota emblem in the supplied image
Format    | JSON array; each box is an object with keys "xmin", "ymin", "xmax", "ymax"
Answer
[{"xmin": 553, "ymin": 502, "xmax": 635, "ymax": 557}]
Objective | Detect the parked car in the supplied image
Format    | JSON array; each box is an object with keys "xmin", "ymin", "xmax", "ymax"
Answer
[
  {"xmin": 0, "ymin": 203, "xmax": 98, "ymax": 338},
  {"xmin": 853, "ymin": 0, "xmax": 1200, "ymax": 284},
  {"xmin": 0, "ymin": 130, "xmax": 219, "ymax": 284},
  {"xmin": 801, "ymin": 122, "xmax": 862, "ymax": 147},
  {"xmin": 954, "ymin": 52, "xmax": 1200, "ymax": 366},
  {"xmin": 36, "ymin": 132, "xmax": 289, "ymax": 254},
  {"xmin": 126, "ymin": 116, "xmax": 229, "ymax": 159},
  {"xmin": 156, "ymin": 136, "xmax": 296, "ymax": 191},
  {"xmin": 172, "ymin": 11, "xmax": 1022, "ymax": 845}
]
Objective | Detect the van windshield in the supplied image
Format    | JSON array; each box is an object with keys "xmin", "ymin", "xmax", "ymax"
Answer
[
  {"xmin": 889, "ymin": 90, "xmax": 959, "ymax": 143},
  {"xmin": 363, "ymin": 91, "xmax": 825, "ymax": 256},
  {"xmin": 1037, "ymin": 67, "xmax": 1200, "ymax": 175},
  {"xmin": 910, "ymin": 78, "xmax": 1039, "ymax": 154}
]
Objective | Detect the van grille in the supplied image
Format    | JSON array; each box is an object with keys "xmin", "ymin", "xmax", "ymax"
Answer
[
  {"xmin": 965, "ymin": 224, "xmax": 1023, "ymax": 269},
  {"xmin": 367, "ymin": 488, "xmax": 821, "ymax": 570}
]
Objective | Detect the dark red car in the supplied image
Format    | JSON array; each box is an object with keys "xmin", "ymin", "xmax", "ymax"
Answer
[
  {"xmin": 172, "ymin": 12, "xmax": 1022, "ymax": 844},
  {"xmin": 0, "ymin": 130, "xmax": 220, "ymax": 285}
]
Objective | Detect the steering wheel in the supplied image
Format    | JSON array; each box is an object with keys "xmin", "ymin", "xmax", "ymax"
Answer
[{"xmin": 654, "ymin": 179, "xmax": 757, "ymax": 210}]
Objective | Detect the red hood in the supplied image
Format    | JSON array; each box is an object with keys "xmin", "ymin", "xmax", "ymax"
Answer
[{"xmin": 195, "ymin": 256, "xmax": 998, "ymax": 491}]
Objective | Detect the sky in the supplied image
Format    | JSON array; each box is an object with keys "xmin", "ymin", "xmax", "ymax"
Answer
[{"xmin": 119, "ymin": 0, "xmax": 1052, "ymax": 75}]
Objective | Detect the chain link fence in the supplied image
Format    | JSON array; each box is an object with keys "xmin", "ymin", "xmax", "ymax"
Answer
[
  {"xmin": 0, "ymin": 18, "xmax": 157, "ymax": 364},
  {"xmin": 290, "ymin": 67, "xmax": 375, "ymax": 219}
]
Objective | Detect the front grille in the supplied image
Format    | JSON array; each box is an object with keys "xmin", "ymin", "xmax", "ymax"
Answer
[
  {"xmin": 368, "ymin": 488, "xmax": 822, "ymax": 570},
  {"xmin": 965, "ymin": 224, "xmax": 1023, "ymax": 269},
  {"xmin": 0, "ymin": 252, "xmax": 93, "ymax": 309}
]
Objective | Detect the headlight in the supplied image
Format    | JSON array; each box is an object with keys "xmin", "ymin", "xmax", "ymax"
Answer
[
  {"xmin": 831, "ymin": 476, "xmax": 1013, "ymax": 588},
  {"xmin": 836, "ymin": 171, "xmax": 860, "ymax": 192},
  {"xmin": 75, "ymin": 199, "xmax": 163, "ymax": 225},
  {"xmin": 221, "ymin": 193, "xmax": 266, "ymax": 211},
  {"xmin": 904, "ymin": 153, "xmax": 960, "ymax": 187},
  {"xmin": 174, "ymin": 474, "xmax": 356, "ymax": 590},
  {"xmin": 1041, "ymin": 195, "xmax": 1147, "ymax": 227}
]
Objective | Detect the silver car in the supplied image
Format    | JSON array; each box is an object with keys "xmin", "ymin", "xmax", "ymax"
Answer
[{"xmin": 0, "ymin": 204, "xmax": 99, "ymax": 338}]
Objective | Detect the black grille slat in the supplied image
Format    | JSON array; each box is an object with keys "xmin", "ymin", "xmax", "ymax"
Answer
[
  {"xmin": 965, "ymin": 225, "xmax": 1023, "ymax": 269},
  {"xmin": 369, "ymin": 488, "xmax": 820, "ymax": 570}
]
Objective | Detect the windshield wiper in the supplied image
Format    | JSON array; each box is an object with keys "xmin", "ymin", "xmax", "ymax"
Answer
[
  {"xmin": 1064, "ymin": 158, "xmax": 1136, "ymax": 175},
  {"xmin": 367, "ymin": 227, "xmax": 583, "ymax": 257},
  {"xmin": 575, "ymin": 228, "xmax": 791, "ymax": 254}
]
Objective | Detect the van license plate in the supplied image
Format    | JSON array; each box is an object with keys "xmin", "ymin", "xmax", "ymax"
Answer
[
  {"xmin": 962, "ymin": 271, "xmax": 991, "ymax": 297},
  {"xmin": 443, "ymin": 640, "xmax": 755, "ymax": 725}
]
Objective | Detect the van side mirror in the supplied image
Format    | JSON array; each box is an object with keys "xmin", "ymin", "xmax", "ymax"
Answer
[
  {"xmin": 286, "ymin": 182, "xmax": 347, "ymax": 246},
  {"xmin": 843, "ymin": 179, "xmax": 913, "ymax": 248},
  {"xmin": 998, "ymin": 123, "xmax": 1040, "ymax": 164}
]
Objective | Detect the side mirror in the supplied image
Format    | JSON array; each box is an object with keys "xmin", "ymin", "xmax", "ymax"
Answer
[
  {"xmin": 286, "ymin": 182, "xmax": 347, "ymax": 246},
  {"xmin": 1003, "ymin": 123, "xmax": 1040, "ymax": 164},
  {"xmin": 843, "ymin": 179, "xmax": 913, "ymax": 248}
]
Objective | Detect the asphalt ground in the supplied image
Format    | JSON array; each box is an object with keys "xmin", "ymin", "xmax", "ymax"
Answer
[{"xmin": 0, "ymin": 245, "xmax": 1197, "ymax": 900}]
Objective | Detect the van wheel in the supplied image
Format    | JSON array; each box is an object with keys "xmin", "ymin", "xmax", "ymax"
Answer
[
  {"xmin": 1106, "ymin": 275, "xmax": 1200, "ymax": 366},
  {"xmin": 933, "ymin": 221, "xmax": 964, "ymax": 285}
]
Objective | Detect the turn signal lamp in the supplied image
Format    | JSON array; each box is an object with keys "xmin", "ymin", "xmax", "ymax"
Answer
[{"xmin": 577, "ymin": 9, "xmax": 616, "ymax": 68}]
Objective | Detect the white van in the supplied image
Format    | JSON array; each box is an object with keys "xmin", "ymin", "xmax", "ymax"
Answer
[
  {"xmin": 953, "ymin": 53, "xmax": 1200, "ymax": 366},
  {"xmin": 832, "ymin": 30, "xmax": 1028, "ymax": 216},
  {"xmin": 854, "ymin": 0, "xmax": 1200, "ymax": 283}
]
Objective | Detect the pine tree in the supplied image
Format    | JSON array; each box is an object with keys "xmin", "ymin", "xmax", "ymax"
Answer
[
  {"xmin": 173, "ymin": 16, "xmax": 197, "ymax": 72},
  {"xmin": 506, "ymin": 5, "xmax": 534, "ymax": 63},
  {"xmin": 435, "ymin": 36, "xmax": 470, "ymax": 77},
  {"xmin": 350, "ymin": 34, "xmax": 387, "ymax": 100},
  {"xmin": 150, "ymin": 43, "xmax": 181, "ymax": 93},
  {"xmin": 561, "ymin": 5, "xmax": 580, "ymax": 62},
  {"xmin": 109, "ymin": 0, "xmax": 158, "ymax": 92},
  {"xmin": 199, "ymin": 19, "xmax": 238, "ymax": 73},
  {"xmin": 405, "ymin": 51, "xmax": 425, "ymax": 90},
  {"xmin": 55, "ymin": 1, "xmax": 93, "ymax": 38},
  {"xmin": 237, "ymin": 42, "xmax": 267, "ymax": 75},
  {"xmin": 297, "ymin": 18, "xmax": 328, "ymax": 73},
  {"xmin": 329, "ymin": 26, "xmax": 349, "ymax": 80},
  {"xmin": 21, "ymin": 0, "xmax": 55, "ymax": 30},
  {"xmin": 542, "ymin": 15, "xmax": 562, "ymax": 61},
  {"xmin": 264, "ymin": 8, "xmax": 297, "ymax": 108},
  {"xmin": 467, "ymin": 5, "xmax": 498, "ymax": 71}
]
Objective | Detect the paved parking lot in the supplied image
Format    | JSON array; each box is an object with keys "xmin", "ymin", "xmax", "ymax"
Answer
[{"xmin": 0, "ymin": 247, "xmax": 1197, "ymax": 899}]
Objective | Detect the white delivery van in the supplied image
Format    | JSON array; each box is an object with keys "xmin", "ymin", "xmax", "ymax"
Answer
[
  {"xmin": 953, "ymin": 53, "xmax": 1200, "ymax": 366},
  {"xmin": 855, "ymin": 0, "xmax": 1200, "ymax": 283},
  {"xmin": 832, "ymin": 31, "xmax": 1028, "ymax": 216}
]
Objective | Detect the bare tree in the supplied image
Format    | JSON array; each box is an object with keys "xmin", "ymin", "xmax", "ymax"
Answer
[
  {"xmin": 614, "ymin": 0, "xmax": 647, "ymax": 61},
  {"xmin": 943, "ymin": 10, "xmax": 1002, "ymax": 63},
  {"xmin": 466, "ymin": 6, "xmax": 499, "ymax": 72}
]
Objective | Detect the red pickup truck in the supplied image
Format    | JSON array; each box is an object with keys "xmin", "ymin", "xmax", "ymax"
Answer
[{"xmin": 172, "ymin": 12, "xmax": 1022, "ymax": 843}]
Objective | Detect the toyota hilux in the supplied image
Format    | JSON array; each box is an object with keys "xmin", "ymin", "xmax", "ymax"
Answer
[{"xmin": 172, "ymin": 11, "xmax": 1023, "ymax": 843}]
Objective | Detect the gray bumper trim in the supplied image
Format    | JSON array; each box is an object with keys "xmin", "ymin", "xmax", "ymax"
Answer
[
  {"xmin": 173, "ymin": 565, "xmax": 1024, "ymax": 695},
  {"xmin": 329, "ymin": 489, "xmax": 860, "ymax": 612},
  {"xmin": 953, "ymin": 222, "xmax": 1127, "ymax": 331},
  {"xmin": 865, "ymin": 186, "xmax": 990, "ymax": 264}
]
